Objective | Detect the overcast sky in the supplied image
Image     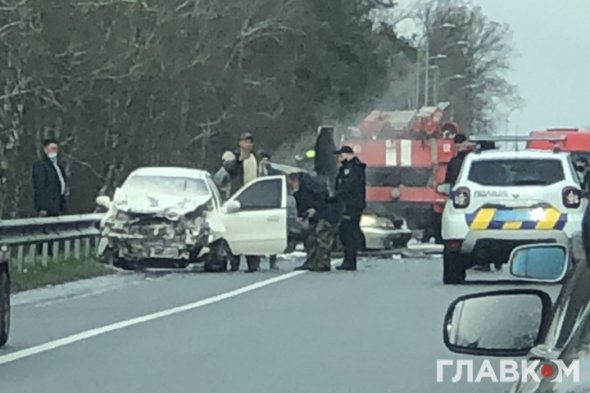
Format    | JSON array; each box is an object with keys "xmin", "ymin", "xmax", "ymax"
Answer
[{"xmin": 394, "ymin": 0, "xmax": 590, "ymax": 134}]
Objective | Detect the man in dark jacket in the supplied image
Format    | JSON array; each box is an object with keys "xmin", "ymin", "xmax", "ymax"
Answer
[
  {"xmin": 221, "ymin": 132, "xmax": 261, "ymax": 272},
  {"xmin": 333, "ymin": 146, "xmax": 366, "ymax": 271},
  {"xmin": 444, "ymin": 133, "xmax": 471, "ymax": 187},
  {"xmin": 574, "ymin": 157, "xmax": 590, "ymax": 192},
  {"xmin": 32, "ymin": 138, "xmax": 68, "ymax": 216},
  {"xmin": 287, "ymin": 172, "xmax": 340, "ymax": 272}
]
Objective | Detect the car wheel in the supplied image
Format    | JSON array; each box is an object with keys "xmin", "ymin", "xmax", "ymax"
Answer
[
  {"xmin": 443, "ymin": 251, "xmax": 467, "ymax": 284},
  {"xmin": 113, "ymin": 257, "xmax": 136, "ymax": 271},
  {"xmin": 100, "ymin": 247, "xmax": 122, "ymax": 266},
  {"xmin": 204, "ymin": 240, "xmax": 231, "ymax": 272},
  {"xmin": 0, "ymin": 267, "xmax": 10, "ymax": 347}
]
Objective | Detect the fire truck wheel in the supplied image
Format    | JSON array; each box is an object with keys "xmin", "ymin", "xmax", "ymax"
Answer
[{"xmin": 443, "ymin": 251, "xmax": 466, "ymax": 284}]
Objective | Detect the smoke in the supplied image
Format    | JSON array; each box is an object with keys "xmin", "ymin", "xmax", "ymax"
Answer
[{"xmin": 375, "ymin": 51, "xmax": 418, "ymax": 112}]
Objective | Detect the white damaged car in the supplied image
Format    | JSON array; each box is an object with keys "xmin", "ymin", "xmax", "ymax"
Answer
[{"xmin": 96, "ymin": 167, "xmax": 289, "ymax": 271}]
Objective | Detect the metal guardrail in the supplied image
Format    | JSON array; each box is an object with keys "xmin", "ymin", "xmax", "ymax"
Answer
[{"xmin": 0, "ymin": 214, "xmax": 104, "ymax": 270}]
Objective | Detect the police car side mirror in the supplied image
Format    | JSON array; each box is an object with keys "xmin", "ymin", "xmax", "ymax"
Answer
[
  {"xmin": 437, "ymin": 184, "xmax": 451, "ymax": 196},
  {"xmin": 508, "ymin": 244, "xmax": 568, "ymax": 282}
]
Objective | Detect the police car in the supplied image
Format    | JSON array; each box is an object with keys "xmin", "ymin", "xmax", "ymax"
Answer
[{"xmin": 438, "ymin": 139, "xmax": 586, "ymax": 284}]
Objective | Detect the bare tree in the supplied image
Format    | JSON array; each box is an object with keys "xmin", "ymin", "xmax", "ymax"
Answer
[{"xmin": 415, "ymin": 0, "xmax": 522, "ymax": 134}]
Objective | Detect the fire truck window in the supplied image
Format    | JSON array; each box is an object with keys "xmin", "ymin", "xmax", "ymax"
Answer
[{"xmin": 468, "ymin": 159, "xmax": 564, "ymax": 186}]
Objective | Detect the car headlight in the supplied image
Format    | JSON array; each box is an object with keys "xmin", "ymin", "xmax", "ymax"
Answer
[
  {"xmin": 360, "ymin": 215, "xmax": 394, "ymax": 229},
  {"xmin": 375, "ymin": 217, "xmax": 395, "ymax": 229},
  {"xmin": 360, "ymin": 215, "xmax": 377, "ymax": 227}
]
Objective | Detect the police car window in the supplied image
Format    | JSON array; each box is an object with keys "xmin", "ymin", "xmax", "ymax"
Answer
[
  {"xmin": 236, "ymin": 178, "xmax": 282, "ymax": 210},
  {"xmin": 468, "ymin": 159, "xmax": 564, "ymax": 186}
]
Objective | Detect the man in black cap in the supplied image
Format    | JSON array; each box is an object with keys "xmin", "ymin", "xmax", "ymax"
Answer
[
  {"xmin": 333, "ymin": 145, "xmax": 366, "ymax": 271},
  {"xmin": 574, "ymin": 157, "xmax": 590, "ymax": 192},
  {"xmin": 444, "ymin": 133, "xmax": 472, "ymax": 187}
]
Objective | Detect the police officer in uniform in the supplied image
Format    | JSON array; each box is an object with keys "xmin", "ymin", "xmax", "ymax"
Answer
[{"xmin": 333, "ymin": 145, "xmax": 366, "ymax": 271}]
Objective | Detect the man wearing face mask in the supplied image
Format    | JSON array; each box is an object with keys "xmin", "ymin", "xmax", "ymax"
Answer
[
  {"xmin": 32, "ymin": 138, "xmax": 68, "ymax": 217},
  {"xmin": 574, "ymin": 157, "xmax": 590, "ymax": 192}
]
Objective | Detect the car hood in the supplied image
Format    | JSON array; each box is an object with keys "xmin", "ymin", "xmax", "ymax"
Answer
[{"xmin": 113, "ymin": 188, "xmax": 211, "ymax": 217}]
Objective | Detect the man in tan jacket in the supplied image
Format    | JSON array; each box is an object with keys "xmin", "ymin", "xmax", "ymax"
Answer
[{"xmin": 221, "ymin": 132, "xmax": 261, "ymax": 272}]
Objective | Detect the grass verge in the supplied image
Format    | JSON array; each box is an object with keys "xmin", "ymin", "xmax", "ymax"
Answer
[{"xmin": 11, "ymin": 258, "xmax": 115, "ymax": 293}]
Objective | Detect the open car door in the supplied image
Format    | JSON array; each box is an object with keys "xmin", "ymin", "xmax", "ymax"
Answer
[{"xmin": 221, "ymin": 175, "xmax": 288, "ymax": 256}]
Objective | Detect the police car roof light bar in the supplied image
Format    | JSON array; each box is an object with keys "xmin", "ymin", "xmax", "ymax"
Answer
[{"xmin": 470, "ymin": 135, "xmax": 567, "ymax": 154}]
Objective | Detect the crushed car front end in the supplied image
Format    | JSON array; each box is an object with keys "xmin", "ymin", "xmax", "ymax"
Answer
[{"xmin": 99, "ymin": 208, "xmax": 211, "ymax": 263}]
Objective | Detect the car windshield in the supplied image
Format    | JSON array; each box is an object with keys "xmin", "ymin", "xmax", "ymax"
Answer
[
  {"xmin": 123, "ymin": 175, "xmax": 210, "ymax": 196},
  {"xmin": 467, "ymin": 159, "xmax": 565, "ymax": 186}
]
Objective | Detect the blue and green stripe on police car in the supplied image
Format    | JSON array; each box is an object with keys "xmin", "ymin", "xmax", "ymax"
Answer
[{"xmin": 465, "ymin": 206, "xmax": 567, "ymax": 230}]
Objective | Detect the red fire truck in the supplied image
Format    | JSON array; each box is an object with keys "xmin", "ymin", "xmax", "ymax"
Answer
[
  {"xmin": 527, "ymin": 128, "xmax": 590, "ymax": 162},
  {"xmin": 342, "ymin": 102, "xmax": 459, "ymax": 241}
]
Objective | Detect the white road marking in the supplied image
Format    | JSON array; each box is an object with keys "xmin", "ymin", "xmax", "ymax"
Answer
[{"xmin": 0, "ymin": 269, "xmax": 311, "ymax": 366}]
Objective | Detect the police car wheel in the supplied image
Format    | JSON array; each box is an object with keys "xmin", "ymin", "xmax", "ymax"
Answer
[
  {"xmin": 0, "ymin": 268, "xmax": 10, "ymax": 347},
  {"xmin": 443, "ymin": 252, "xmax": 466, "ymax": 284}
]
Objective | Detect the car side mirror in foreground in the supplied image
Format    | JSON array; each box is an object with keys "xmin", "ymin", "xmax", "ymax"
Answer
[
  {"xmin": 437, "ymin": 184, "xmax": 451, "ymax": 195},
  {"xmin": 443, "ymin": 289, "xmax": 552, "ymax": 357},
  {"xmin": 224, "ymin": 200, "xmax": 241, "ymax": 214},
  {"xmin": 508, "ymin": 244, "xmax": 568, "ymax": 282}
]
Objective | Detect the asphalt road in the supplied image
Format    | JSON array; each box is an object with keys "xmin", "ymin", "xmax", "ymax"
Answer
[{"xmin": 0, "ymin": 254, "xmax": 562, "ymax": 393}]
